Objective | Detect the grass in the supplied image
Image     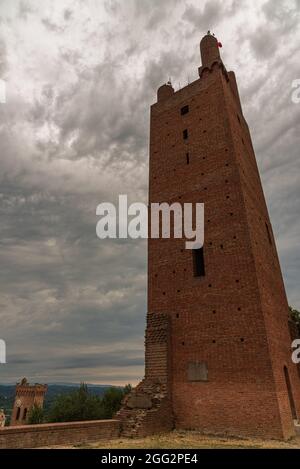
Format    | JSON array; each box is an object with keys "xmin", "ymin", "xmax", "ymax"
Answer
[{"xmin": 73, "ymin": 431, "xmax": 300, "ymax": 449}]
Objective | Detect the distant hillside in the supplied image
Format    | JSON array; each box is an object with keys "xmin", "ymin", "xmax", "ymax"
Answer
[{"xmin": 0, "ymin": 383, "xmax": 119, "ymax": 422}]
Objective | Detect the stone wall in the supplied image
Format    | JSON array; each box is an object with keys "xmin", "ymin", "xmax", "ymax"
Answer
[{"xmin": 0, "ymin": 419, "xmax": 120, "ymax": 449}]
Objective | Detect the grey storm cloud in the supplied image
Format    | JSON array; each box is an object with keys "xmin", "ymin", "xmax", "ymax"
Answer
[
  {"xmin": 249, "ymin": 0, "xmax": 300, "ymax": 59},
  {"xmin": 0, "ymin": 0, "xmax": 300, "ymax": 385},
  {"xmin": 183, "ymin": 0, "xmax": 226, "ymax": 30}
]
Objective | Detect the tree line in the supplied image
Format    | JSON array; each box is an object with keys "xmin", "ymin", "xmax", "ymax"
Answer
[{"xmin": 28, "ymin": 383, "xmax": 131, "ymax": 424}]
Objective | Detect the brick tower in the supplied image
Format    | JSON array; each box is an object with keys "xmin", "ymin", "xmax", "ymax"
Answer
[
  {"xmin": 118, "ymin": 33, "xmax": 300, "ymax": 439},
  {"xmin": 10, "ymin": 378, "xmax": 47, "ymax": 426}
]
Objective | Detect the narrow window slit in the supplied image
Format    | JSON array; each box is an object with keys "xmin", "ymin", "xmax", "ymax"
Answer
[
  {"xmin": 265, "ymin": 222, "xmax": 272, "ymax": 245},
  {"xmin": 193, "ymin": 247, "xmax": 205, "ymax": 277}
]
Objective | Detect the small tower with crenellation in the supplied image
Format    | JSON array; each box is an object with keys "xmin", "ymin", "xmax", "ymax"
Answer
[{"xmin": 10, "ymin": 378, "xmax": 47, "ymax": 426}]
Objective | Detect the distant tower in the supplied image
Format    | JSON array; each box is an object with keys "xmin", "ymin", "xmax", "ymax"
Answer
[
  {"xmin": 118, "ymin": 34, "xmax": 300, "ymax": 439},
  {"xmin": 10, "ymin": 378, "xmax": 47, "ymax": 426}
]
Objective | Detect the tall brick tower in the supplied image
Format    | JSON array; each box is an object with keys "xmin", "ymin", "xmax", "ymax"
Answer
[
  {"xmin": 10, "ymin": 378, "xmax": 47, "ymax": 426},
  {"xmin": 118, "ymin": 33, "xmax": 300, "ymax": 439}
]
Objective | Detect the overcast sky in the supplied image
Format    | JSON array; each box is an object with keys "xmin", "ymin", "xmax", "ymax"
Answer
[{"xmin": 0, "ymin": 0, "xmax": 299, "ymax": 385}]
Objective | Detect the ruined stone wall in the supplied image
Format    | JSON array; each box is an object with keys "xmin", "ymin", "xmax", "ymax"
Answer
[{"xmin": 117, "ymin": 313, "xmax": 174, "ymax": 437}]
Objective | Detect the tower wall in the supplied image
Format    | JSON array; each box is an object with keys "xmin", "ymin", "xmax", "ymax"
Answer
[
  {"xmin": 118, "ymin": 35, "xmax": 300, "ymax": 439},
  {"xmin": 223, "ymin": 71, "xmax": 300, "ymax": 437}
]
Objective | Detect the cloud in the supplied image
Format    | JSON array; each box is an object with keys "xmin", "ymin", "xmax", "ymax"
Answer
[
  {"xmin": 63, "ymin": 8, "xmax": 73, "ymax": 21},
  {"xmin": 250, "ymin": 30, "xmax": 277, "ymax": 60},
  {"xmin": 248, "ymin": 0, "xmax": 300, "ymax": 60},
  {"xmin": 182, "ymin": 0, "xmax": 242, "ymax": 32},
  {"xmin": 41, "ymin": 17, "xmax": 65, "ymax": 33},
  {"xmin": 0, "ymin": 0, "xmax": 299, "ymax": 385},
  {"xmin": 183, "ymin": 0, "xmax": 224, "ymax": 31},
  {"xmin": 18, "ymin": 1, "xmax": 35, "ymax": 21},
  {"xmin": 0, "ymin": 36, "xmax": 7, "ymax": 75}
]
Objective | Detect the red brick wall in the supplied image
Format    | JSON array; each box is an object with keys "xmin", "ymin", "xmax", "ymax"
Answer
[
  {"xmin": 0, "ymin": 419, "xmax": 120, "ymax": 449},
  {"xmin": 145, "ymin": 312, "xmax": 171, "ymax": 385},
  {"xmin": 224, "ymin": 68, "xmax": 300, "ymax": 437}
]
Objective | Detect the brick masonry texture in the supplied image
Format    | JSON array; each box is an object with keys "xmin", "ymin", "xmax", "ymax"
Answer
[
  {"xmin": 0, "ymin": 420, "xmax": 120, "ymax": 449},
  {"xmin": 118, "ymin": 34, "xmax": 300, "ymax": 439},
  {"xmin": 116, "ymin": 313, "xmax": 173, "ymax": 437}
]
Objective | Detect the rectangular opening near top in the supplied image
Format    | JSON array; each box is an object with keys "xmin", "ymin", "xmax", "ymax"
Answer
[
  {"xmin": 183, "ymin": 129, "xmax": 188, "ymax": 140},
  {"xmin": 181, "ymin": 105, "xmax": 189, "ymax": 115},
  {"xmin": 193, "ymin": 247, "xmax": 205, "ymax": 277}
]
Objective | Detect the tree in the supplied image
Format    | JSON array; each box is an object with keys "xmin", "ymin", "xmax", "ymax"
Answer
[
  {"xmin": 100, "ymin": 387, "xmax": 125, "ymax": 419},
  {"xmin": 289, "ymin": 306, "xmax": 300, "ymax": 333},
  {"xmin": 47, "ymin": 383, "xmax": 132, "ymax": 423},
  {"xmin": 48, "ymin": 383, "xmax": 103, "ymax": 423},
  {"xmin": 123, "ymin": 383, "xmax": 132, "ymax": 395},
  {"xmin": 100, "ymin": 384, "xmax": 132, "ymax": 418},
  {"xmin": 28, "ymin": 403, "xmax": 44, "ymax": 424}
]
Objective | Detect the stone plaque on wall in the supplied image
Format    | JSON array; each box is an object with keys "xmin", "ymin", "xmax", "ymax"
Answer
[{"xmin": 187, "ymin": 361, "xmax": 208, "ymax": 382}]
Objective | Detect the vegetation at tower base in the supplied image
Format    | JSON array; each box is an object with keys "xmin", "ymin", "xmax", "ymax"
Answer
[
  {"xmin": 101, "ymin": 384, "xmax": 132, "ymax": 419},
  {"xmin": 27, "ymin": 403, "xmax": 44, "ymax": 424},
  {"xmin": 290, "ymin": 306, "xmax": 300, "ymax": 334}
]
